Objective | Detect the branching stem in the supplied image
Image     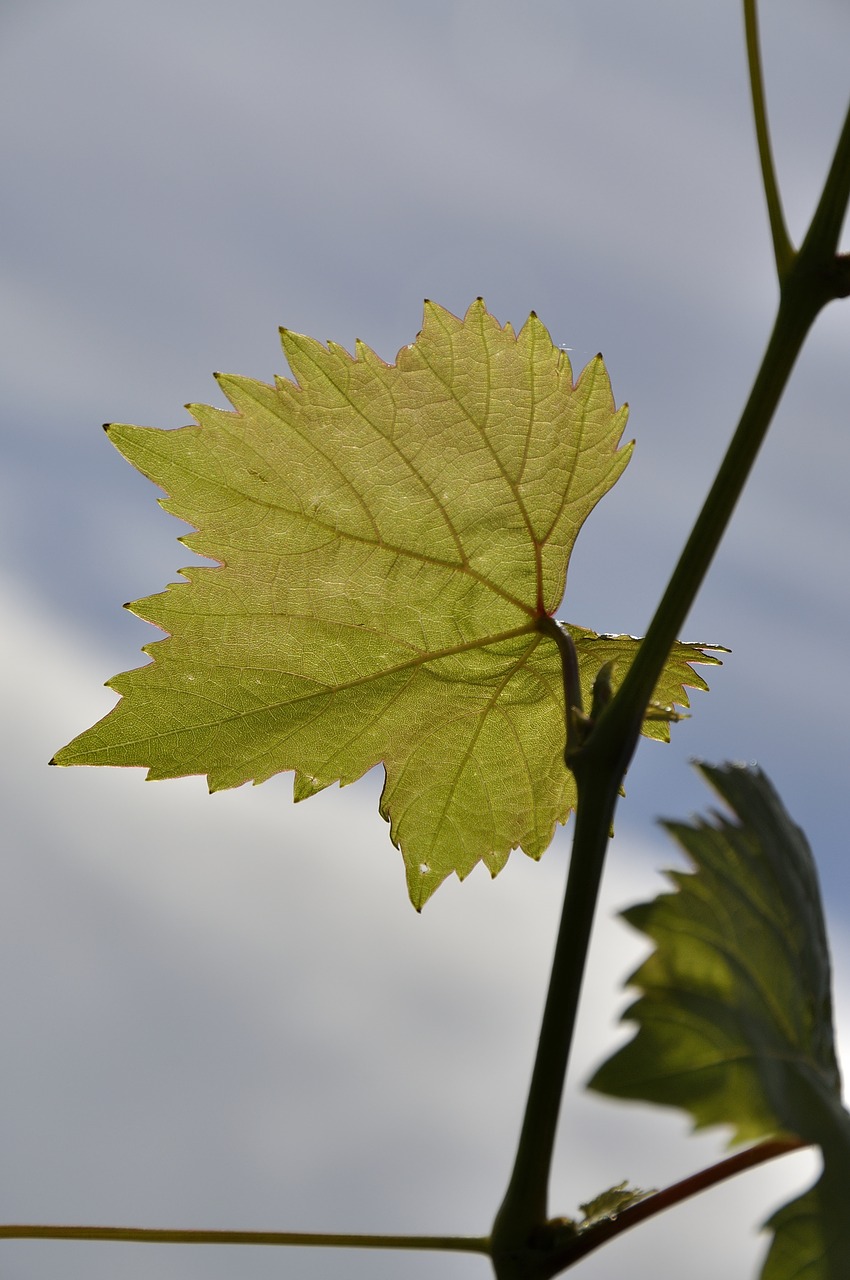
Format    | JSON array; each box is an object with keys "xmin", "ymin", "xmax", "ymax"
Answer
[
  {"xmin": 588, "ymin": 276, "xmax": 821, "ymax": 770},
  {"xmin": 491, "ymin": 7, "xmax": 850, "ymax": 1274},
  {"xmin": 492, "ymin": 261, "xmax": 823, "ymax": 1280},
  {"xmin": 588, "ymin": 41, "xmax": 850, "ymax": 781}
]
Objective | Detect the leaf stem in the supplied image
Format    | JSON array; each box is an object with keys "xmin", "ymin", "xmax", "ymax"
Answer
[
  {"xmin": 536, "ymin": 615, "xmax": 584, "ymax": 756},
  {"xmin": 0, "ymin": 1224, "xmax": 490, "ymax": 1254},
  {"xmin": 744, "ymin": 0, "xmax": 795, "ymax": 279}
]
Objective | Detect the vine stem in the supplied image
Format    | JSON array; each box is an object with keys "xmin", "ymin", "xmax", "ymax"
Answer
[
  {"xmin": 491, "ymin": 269, "xmax": 824, "ymax": 1280},
  {"xmin": 597, "ymin": 9, "xmax": 850, "ymax": 755},
  {"xmin": 491, "ymin": 7, "xmax": 850, "ymax": 1273},
  {"xmin": 587, "ymin": 273, "xmax": 823, "ymax": 772},
  {"xmin": 490, "ymin": 763, "xmax": 621, "ymax": 1277}
]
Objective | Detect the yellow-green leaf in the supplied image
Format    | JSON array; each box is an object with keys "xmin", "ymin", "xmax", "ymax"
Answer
[{"xmin": 54, "ymin": 300, "xmax": 718, "ymax": 905}]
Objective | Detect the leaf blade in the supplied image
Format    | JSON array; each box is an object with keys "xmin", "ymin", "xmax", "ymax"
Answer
[
  {"xmin": 588, "ymin": 761, "xmax": 849, "ymax": 1279},
  {"xmin": 54, "ymin": 300, "xmax": 716, "ymax": 904}
]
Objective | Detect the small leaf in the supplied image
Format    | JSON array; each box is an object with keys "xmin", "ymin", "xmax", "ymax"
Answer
[
  {"xmin": 588, "ymin": 761, "xmax": 850, "ymax": 1280},
  {"xmin": 577, "ymin": 1180, "xmax": 651, "ymax": 1228},
  {"xmin": 53, "ymin": 300, "xmax": 719, "ymax": 905}
]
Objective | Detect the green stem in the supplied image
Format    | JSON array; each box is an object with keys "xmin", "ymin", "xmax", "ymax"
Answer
[
  {"xmin": 493, "ymin": 286, "xmax": 821, "ymax": 1267},
  {"xmin": 0, "ymin": 1225, "xmax": 490, "ymax": 1254},
  {"xmin": 536, "ymin": 615, "xmax": 583, "ymax": 756},
  {"xmin": 798, "ymin": 91, "xmax": 850, "ymax": 275},
  {"xmin": 491, "ymin": 765, "xmax": 621, "ymax": 1277},
  {"xmin": 493, "ymin": 22, "xmax": 850, "ymax": 1274},
  {"xmin": 587, "ymin": 277, "xmax": 821, "ymax": 773},
  {"xmin": 593, "ymin": 22, "xmax": 850, "ymax": 769},
  {"xmin": 744, "ymin": 0, "xmax": 795, "ymax": 278}
]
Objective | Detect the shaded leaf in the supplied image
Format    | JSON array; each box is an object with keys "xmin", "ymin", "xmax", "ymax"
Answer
[
  {"xmin": 53, "ymin": 300, "xmax": 718, "ymax": 905},
  {"xmin": 762, "ymin": 1175, "xmax": 850, "ymax": 1280},
  {"xmin": 589, "ymin": 761, "xmax": 850, "ymax": 1280}
]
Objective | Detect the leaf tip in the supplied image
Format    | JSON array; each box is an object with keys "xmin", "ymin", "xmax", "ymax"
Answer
[
  {"xmin": 405, "ymin": 859, "xmax": 445, "ymax": 911},
  {"xmin": 293, "ymin": 771, "xmax": 330, "ymax": 803}
]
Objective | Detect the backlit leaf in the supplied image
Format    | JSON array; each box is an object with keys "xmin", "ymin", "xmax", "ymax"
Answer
[
  {"xmin": 53, "ymin": 300, "xmax": 718, "ymax": 905},
  {"xmin": 577, "ymin": 1179, "xmax": 651, "ymax": 1227}
]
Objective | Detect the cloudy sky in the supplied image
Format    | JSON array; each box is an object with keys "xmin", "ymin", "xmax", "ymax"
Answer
[{"xmin": 2, "ymin": 2, "xmax": 849, "ymax": 1277}]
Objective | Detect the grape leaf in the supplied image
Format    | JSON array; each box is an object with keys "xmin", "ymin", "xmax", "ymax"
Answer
[
  {"xmin": 588, "ymin": 761, "xmax": 850, "ymax": 1280},
  {"xmin": 577, "ymin": 1179, "xmax": 652, "ymax": 1228},
  {"xmin": 53, "ymin": 299, "xmax": 719, "ymax": 906},
  {"xmin": 547, "ymin": 1180, "xmax": 652, "ymax": 1246}
]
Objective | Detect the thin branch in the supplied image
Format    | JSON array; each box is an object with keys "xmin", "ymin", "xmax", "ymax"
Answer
[
  {"xmin": 744, "ymin": 0, "xmax": 794, "ymax": 279},
  {"xmin": 544, "ymin": 1137, "xmax": 807, "ymax": 1275},
  {"xmin": 0, "ymin": 1224, "xmax": 490, "ymax": 1254}
]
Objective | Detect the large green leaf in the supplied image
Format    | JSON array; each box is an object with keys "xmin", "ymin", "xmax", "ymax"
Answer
[
  {"xmin": 53, "ymin": 300, "xmax": 718, "ymax": 905},
  {"xmin": 588, "ymin": 761, "xmax": 850, "ymax": 1279}
]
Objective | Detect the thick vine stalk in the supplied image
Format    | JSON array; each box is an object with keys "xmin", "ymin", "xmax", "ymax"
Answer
[{"xmin": 490, "ymin": 4, "xmax": 850, "ymax": 1274}]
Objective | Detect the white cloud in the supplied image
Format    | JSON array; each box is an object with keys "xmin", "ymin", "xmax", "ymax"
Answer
[{"xmin": 0, "ymin": 569, "xmax": 837, "ymax": 1278}]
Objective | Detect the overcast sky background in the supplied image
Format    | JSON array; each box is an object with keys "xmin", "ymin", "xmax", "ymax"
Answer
[{"xmin": 2, "ymin": 2, "xmax": 849, "ymax": 1277}]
